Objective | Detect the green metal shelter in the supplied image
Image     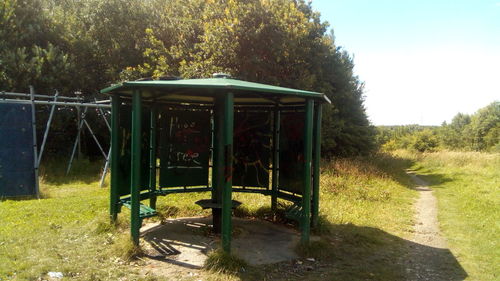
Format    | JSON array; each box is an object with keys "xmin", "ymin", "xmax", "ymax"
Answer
[{"xmin": 101, "ymin": 75, "xmax": 330, "ymax": 252}]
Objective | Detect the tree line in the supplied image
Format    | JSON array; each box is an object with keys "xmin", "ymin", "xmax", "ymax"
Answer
[
  {"xmin": 0, "ymin": 0, "xmax": 375, "ymax": 158},
  {"xmin": 377, "ymin": 101, "xmax": 500, "ymax": 152}
]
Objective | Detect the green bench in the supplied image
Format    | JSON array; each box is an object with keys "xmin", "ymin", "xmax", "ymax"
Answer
[
  {"xmin": 121, "ymin": 200, "xmax": 158, "ymax": 219},
  {"xmin": 285, "ymin": 203, "xmax": 303, "ymax": 221}
]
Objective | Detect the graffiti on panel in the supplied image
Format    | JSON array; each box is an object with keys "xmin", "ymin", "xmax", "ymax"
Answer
[
  {"xmin": 159, "ymin": 110, "xmax": 210, "ymax": 187},
  {"xmin": 233, "ymin": 111, "xmax": 271, "ymax": 188},
  {"xmin": 279, "ymin": 112, "xmax": 304, "ymax": 194}
]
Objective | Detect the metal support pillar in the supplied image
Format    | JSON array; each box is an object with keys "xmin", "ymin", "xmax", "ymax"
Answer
[
  {"xmin": 67, "ymin": 109, "xmax": 108, "ymax": 174},
  {"xmin": 98, "ymin": 101, "xmax": 112, "ymax": 188},
  {"xmin": 83, "ymin": 119, "xmax": 107, "ymax": 159},
  {"xmin": 110, "ymin": 95, "xmax": 121, "ymax": 221},
  {"xmin": 0, "ymin": 98, "xmax": 110, "ymax": 108},
  {"xmin": 221, "ymin": 93, "xmax": 234, "ymax": 253},
  {"xmin": 95, "ymin": 98, "xmax": 111, "ymax": 131},
  {"xmin": 149, "ymin": 106, "xmax": 158, "ymax": 209},
  {"xmin": 311, "ymin": 103, "xmax": 322, "ymax": 227},
  {"xmin": 271, "ymin": 106, "xmax": 280, "ymax": 210},
  {"xmin": 301, "ymin": 99, "xmax": 314, "ymax": 244},
  {"xmin": 38, "ymin": 91, "xmax": 58, "ymax": 166},
  {"xmin": 211, "ymin": 99, "xmax": 224, "ymax": 234},
  {"xmin": 29, "ymin": 86, "xmax": 40, "ymax": 199},
  {"xmin": 67, "ymin": 107, "xmax": 88, "ymax": 175},
  {"xmin": 130, "ymin": 90, "xmax": 142, "ymax": 245},
  {"xmin": 76, "ymin": 106, "xmax": 81, "ymax": 159},
  {"xmin": 0, "ymin": 91, "xmax": 82, "ymax": 101},
  {"xmin": 99, "ymin": 148, "xmax": 111, "ymax": 188}
]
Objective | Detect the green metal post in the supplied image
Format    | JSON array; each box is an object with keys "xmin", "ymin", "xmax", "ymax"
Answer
[
  {"xmin": 149, "ymin": 106, "xmax": 158, "ymax": 209},
  {"xmin": 130, "ymin": 90, "xmax": 142, "ymax": 245},
  {"xmin": 271, "ymin": 107, "xmax": 280, "ymax": 210},
  {"xmin": 211, "ymin": 100, "xmax": 224, "ymax": 233},
  {"xmin": 110, "ymin": 95, "xmax": 121, "ymax": 222},
  {"xmin": 221, "ymin": 92, "xmax": 234, "ymax": 253},
  {"xmin": 301, "ymin": 99, "xmax": 314, "ymax": 244},
  {"xmin": 312, "ymin": 102, "xmax": 322, "ymax": 228}
]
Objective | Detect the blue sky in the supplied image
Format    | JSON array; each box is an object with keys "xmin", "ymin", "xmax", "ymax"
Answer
[{"xmin": 311, "ymin": 0, "xmax": 500, "ymax": 125}]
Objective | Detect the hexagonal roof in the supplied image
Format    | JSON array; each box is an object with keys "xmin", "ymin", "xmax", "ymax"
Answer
[{"xmin": 101, "ymin": 78, "xmax": 331, "ymax": 105}]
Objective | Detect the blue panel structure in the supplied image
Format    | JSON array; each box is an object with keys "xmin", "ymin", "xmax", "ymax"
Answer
[{"xmin": 0, "ymin": 103, "xmax": 37, "ymax": 197}]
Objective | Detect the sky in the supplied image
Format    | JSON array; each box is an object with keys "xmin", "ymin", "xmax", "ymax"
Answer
[{"xmin": 311, "ymin": 0, "xmax": 500, "ymax": 125}]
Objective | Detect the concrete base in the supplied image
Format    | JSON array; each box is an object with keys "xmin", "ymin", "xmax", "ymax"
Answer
[{"xmin": 141, "ymin": 216, "xmax": 300, "ymax": 267}]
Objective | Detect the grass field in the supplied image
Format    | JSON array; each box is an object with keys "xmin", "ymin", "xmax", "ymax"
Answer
[
  {"xmin": 0, "ymin": 154, "xmax": 417, "ymax": 280},
  {"xmin": 399, "ymin": 151, "xmax": 500, "ymax": 281}
]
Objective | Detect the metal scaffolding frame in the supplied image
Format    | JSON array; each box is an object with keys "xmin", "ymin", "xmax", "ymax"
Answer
[{"xmin": 0, "ymin": 87, "xmax": 112, "ymax": 198}]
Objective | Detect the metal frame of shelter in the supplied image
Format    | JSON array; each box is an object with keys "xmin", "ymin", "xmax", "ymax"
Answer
[
  {"xmin": 0, "ymin": 87, "xmax": 111, "ymax": 198},
  {"xmin": 101, "ymin": 76, "xmax": 331, "ymax": 252}
]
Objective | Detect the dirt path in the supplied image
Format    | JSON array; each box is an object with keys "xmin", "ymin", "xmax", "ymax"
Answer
[
  {"xmin": 408, "ymin": 172, "xmax": 448, "ymax": 249},
  {"xmin": 404, "ymin": 172, "xmax": 466, "ymax": 281}
]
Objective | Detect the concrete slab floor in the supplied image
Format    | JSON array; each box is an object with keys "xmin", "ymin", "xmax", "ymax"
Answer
[{"xmin": 140, "ymin": 216, "xmax": 301, "ymax": 267}]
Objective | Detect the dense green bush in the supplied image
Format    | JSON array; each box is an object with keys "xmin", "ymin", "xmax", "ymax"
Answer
[
  {"xmin": 409, "ymin": 129, "xmax": 439, "ymax": 152},
  {"xmin": 378, "ymin": 102, "xmax": 499, "ymax": 152},
  {"xmin": 0, "ymin": 0, "xmax": 375, "ymax": 157}
]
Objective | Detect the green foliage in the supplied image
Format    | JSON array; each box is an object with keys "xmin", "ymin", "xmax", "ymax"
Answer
[
  {"xmin": 378, "ymin": 102, "xmax": 499, "ymax": 152},
  {"xmin": 111, "ymin": 233, "xmax": 143, "ymax": 262},
  {"xmin": 204, "ymin": 249, "xmax": 248, "ymax": 274},
  {"xmin": 0, "ymin": 0, "xmax": 151, "ymax": 94},
  {"xmin": 0, "ymin": 43, "xmax": 74, "ymax": 92},
  {"xmin": 119, "ymin": 0, "xmax": 376, "ymax": 156},
  {"xmin": 0, "ymin": 0, "xmax": 75, "ymax": 93},
  {"xmin": 1, "ymin": 0, "xmax": 375, "ymax": 157},
  {"xmin": 377, "ymin": 125, "xmax": 437, "ymax": 151},
  {"xmin": 440, "ymin": 113, "xmax": 471, "ymax": 150},
  {"xmin": 467, "ymin": 102, "xmax": 500, "ymax": 151},
  {"xmin": 409, "ymin": 129, "xmax": 439, "ymax": 152}
]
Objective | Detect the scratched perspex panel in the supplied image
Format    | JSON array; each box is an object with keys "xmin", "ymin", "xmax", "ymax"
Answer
[
  {"xmin": 159, "ymin": 109, "xmax": 210, "ymax": 188},
  {"xmin": 233, "ymin": 111, "xmax": 271, "ymax": 188}
]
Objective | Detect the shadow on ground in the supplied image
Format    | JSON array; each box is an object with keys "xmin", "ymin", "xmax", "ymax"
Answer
[
  {"xmin": 138, "ymin": 217, "xmax": 467, "ymax": 281},
  {"xmin": 39, "ymin": 157, "xmax": 103, "ymax": 185},
  {"xmin": 355, "ymin": 152, "xmax": 454, "ymax": 191},
  {"xmin": 141, "ymin": 217, "xmax": 299, "ymax": 267},
  {"xmin": 406, "ymin": 168, "xmax": 454, "ymax": 188}
]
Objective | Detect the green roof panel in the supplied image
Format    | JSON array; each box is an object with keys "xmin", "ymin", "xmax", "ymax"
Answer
[{"xmin": 100, "ymin": 78, "xmax": 331, "ymax": 104}]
